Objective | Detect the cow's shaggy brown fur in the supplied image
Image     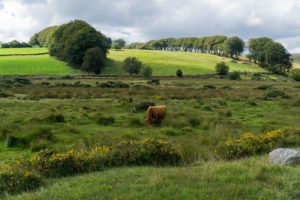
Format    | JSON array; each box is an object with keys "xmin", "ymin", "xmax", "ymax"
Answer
[{"xmin": 146, "ymin": 105, "xmax": 167, "ymax": 126}]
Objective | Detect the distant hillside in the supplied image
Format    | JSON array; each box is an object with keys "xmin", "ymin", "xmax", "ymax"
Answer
[{"xmin": 292, "ymin": 53, "xmax": 300, "ymax": 61}]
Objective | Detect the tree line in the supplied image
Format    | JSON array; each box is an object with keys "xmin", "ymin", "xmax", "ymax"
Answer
[
  {"xmin": 126, "ymin": 36, "xmax": 292, "ymax": 75},
  {"xmin": 0, "ymin": 40, "xmax": 32, "ymax": 48},
  {"xmin": 126, "ymin": 36, "xmax": 245, "ymax": 57}
]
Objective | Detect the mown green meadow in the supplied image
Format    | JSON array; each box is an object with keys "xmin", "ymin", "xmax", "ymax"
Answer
[
  {"xmin": 106, "ymin": 49, "xmax": 266, "ymax": 76},
  {"xmin": 0, "ymin": 48, "xmax": 48, "ymax": 55},
  {"xmin": 0, "ymin": 55, "xmax": 82, "ymax": 75}
]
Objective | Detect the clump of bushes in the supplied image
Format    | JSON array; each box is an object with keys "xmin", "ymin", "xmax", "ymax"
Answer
[
  {"xmin": 134, "ymin": 101, "xmax": 155, "ymax": 112},
  {"xmin": 290, "ymin": 69, "xmax": 300, "ymax": 81},
  {"xmin": 229, "ymin": 71, "xmax": 241, "ymax": 80},
  {"xmin": 0, "ymin": 166, "xmax": 43, "ymax": 195},
  {"xmin": 14, "ymin": 78, "xmax": 32, "ymax": 85},
  {"xmin": 147, "ymin": 79, "xmax": 160, "ymax": 85},
  {"xmin": 202, "ymin": 85, "xmax": 216, "ymax": 90},
  {"xmin": 96, "ymin": 81, "xmax": 129, "ymax": 88},
  {"xmin": 15, "ymin": 139, "xmax": 182, "ymax": 179},
  {"xmin": 5, "ymin": 134, "xmax": 28, "ymax": 148},
  {"xmin": 216, "ymin": 127, "xmax": 300, "ymax": 160},
  {"xmin": 263, "ymin": 90, "xmax": 289, "ymax": 100},
  {"xmin": 256, "ymin": 85, "xmax": 272, "ymax": 90}
]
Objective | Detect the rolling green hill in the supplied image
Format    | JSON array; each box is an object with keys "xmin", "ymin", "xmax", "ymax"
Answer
[
  {"xmin": 294, "ymin": 62, "xmax": 300, "ymax": 69},
  {"xmin": 105, "ymin": 49, "xmax": 266, "ymax": 76},
  {"xmin": 0, "ymin": 48, "xmax": 48, "ymax": 55},
  {"xmin": 0, "ymin": 48, "xmax": 266, "ymax": 76}
]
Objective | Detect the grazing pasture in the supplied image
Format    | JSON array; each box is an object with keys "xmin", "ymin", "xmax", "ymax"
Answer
[
  {"xmin": 294, "ymin": 62, "xmax": 300, "ymax": 69},
  {"xmin": 0, "ymin": 76, "xmax": 299, "ymax": 199},
  {"xmin": 0, "ymin": 48, "xmax": 48, "ymax": 55},
  {"xmin": 106, "ymin": 49, "xmax": 266, "ymax": 76},
  {"xmin": 0, "ymin": 55, "xmax": 82, "ymax": 75}
]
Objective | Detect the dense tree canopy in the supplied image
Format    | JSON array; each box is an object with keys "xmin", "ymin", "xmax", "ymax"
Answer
[
  {"xmin": 248, "ymin": 37, "xmax": 292, "ymax": 75},
  {"xmin": 29, "ymin": 26, "xmax": 59, "ymax": 47},
  {"xmin": 223, "ymin": 36, "xmax": 245, "ymax": 57},
  {"xmin": 125, "ymin": 35, "xmax": 245, "ymax": 57},
  {"xmin": 49, "ymin": 20, "xmax": 111, "ymax": 70},
  {"xmin": 1, "ymin": 40, "xmax": 32, "ymax": 48},
  {"xmin": 81, "ymin": 47, "xmax": 106, "ymax": 74}
]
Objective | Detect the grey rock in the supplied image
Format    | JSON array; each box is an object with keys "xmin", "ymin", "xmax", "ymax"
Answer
[{"xmin": 269, "ymin": 148, "xmax": 300, "ymax": 165}]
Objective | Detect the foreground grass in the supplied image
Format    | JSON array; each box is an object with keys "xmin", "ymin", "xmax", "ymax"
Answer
[
  {"xmin": 106, "ymin": 49, "xmax": 266, "ymax": 76},
  {"xmin": 0, "ymin": 48, "xmax": 48, "ymax": 55},
  {"xmin": 5, "ymin": 156, "xmax": 300, "ymax": 200},
  {"xmin": 0, "ymin": 55, "xmax": 82, "ymax": 75}
]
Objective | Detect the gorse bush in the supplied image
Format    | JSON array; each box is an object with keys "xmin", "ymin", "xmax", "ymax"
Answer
[
  {"xmin": 14, "ymin": 139, "xmax": 181, "ymax": 178},
  {"xmin": 216, "ymin": 127, "xmax": 300, "ymax": 160},
  {"xmin": 0, "ymin": 166, "xmax": 43, "ymax": 195},
  {"xmin": 263, "ymin": 90, "xmax": 289, "ymax": 100},
  {"xmin": 134, "ymin": 101, "xmax": 155, "ymax": 112}
]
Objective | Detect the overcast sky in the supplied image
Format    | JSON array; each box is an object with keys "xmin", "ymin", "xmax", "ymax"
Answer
[{"xmin": 0, "ymin": 0, "xmax": 299, "ymax": 52}]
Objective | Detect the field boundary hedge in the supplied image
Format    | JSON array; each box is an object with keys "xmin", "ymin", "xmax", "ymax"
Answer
[{"xmin": 0, "ymin": 52, "xmax": 49, "ymax": 57}]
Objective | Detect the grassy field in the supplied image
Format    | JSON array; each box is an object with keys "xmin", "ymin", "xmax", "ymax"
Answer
[
  {"xmin": 0, "ymin": 48, "xmax": 265, "ymax": 76},
  {"xmin": 0, "ymin": 48, "xmax": 48, "ymax": 55},
  {"xmin": 5, "ymin": 156, "xmax": 300, "ymax": 200},
  {"xmin": 0, "ymin": 55, "xmax": 82, "ymax": 75},
  {"xmin": 106, "ymin": 49, "xmax": 266, "ymax": 76},
  {"xmin": 294, "ymin": 62, "xmax": 300, "ymax": 69},
  {"xmin": 0, "ymin": 76, "xmax": 299, "ymax": 199}
]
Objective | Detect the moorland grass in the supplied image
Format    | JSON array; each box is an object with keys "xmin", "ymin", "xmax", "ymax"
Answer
[
  {"xmin": 0, "ymin": 48, "xmax": 48, "ymax": 55},
  {"xmin": 105, "ymin": 49, "xmax": 266, "ymax": 76},
  {"xmin": 4, "ymin": 156, "xmax": 300, "ymax": 200}
]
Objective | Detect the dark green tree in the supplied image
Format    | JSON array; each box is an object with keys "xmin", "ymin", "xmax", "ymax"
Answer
[
  {"xmin": 49, "ymin": 20, "xmax": 109, "ymax": 70},
  {"xmin": 123, "ymin": 57, "xmax": 143, "ymax": 76},
  {"xmin": 112, "ymin": 39, "xmax": 126, "ymax": 50},
  {"xmin": 215, "ymin": 62, "xmax": 229, "ymax": 75},
  {"xmin": 223, "ymin": 36, "xmax": 245, "ymax": 57},
  {"xmin": 176, "ymin": 69, "xmax": 183, "ymax": 77},
  {"xmin": 141, "ymin": 66, "xmax": 153, "ymax": 78},
  {"xmin": 81, "ymin": 47, "xmax": 106, "ymax": 74}
]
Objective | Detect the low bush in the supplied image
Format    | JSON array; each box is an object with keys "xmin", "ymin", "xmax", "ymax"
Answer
[
  {"xmin": 215, "ymin": 62, "xmax": 229, "ymax": 75},
  {"xmin": 134, "ymin": 101, "xmax": 155, "ymax": 112},
  {"xmin": 147, "ymin": 79, "xmax": 160, "ymax": 85},
  {"xmin": 256, "ymin": 85, "xmax": 272, "ymax": 90},
  {"xmin": 263, "ymin": 90, "xmax": 289, "ymax": 100},
  {"xmin": 0, "ymin": 166, "xmax": 43, "ymax": 195},
  {"xmin": 6, "ymin": 134, "xmax": 29, "ymax": 148},
  {"xmin": 290, "ymin": 69, "xmax": 300, "ymax": 81},
  {"xmin": 96, "ymin": 115, "xmax": 115, "ymax": 126},
  {"xmin": 187, "ymin": 118, "xmax": 201, "ymax": 127},
  {"xmin": 216, "ymin": 127, "xmax": 300, "ymax": 160},
  {"xmin": 47, "ymin": 113, "xmax": 65, "ymax": 123},
  {"xmin": 14, "ymin": 78, "xmax": 32, "ymax": 85},
  {"xmin": 202, "ymin": 85, "xmax": 216, "ymax": 90},
  {"xmin": 229, "ymin": 71, "xmax": 241, "ymax": 80},
  {"xmin": 97, "ymin": 81, "xmax": 129, "ymax": 88}
]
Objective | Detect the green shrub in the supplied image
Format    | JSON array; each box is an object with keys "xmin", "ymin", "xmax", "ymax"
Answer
[
  {"xmin": 96, "ymin": 116, "xmax": 115, "ymax": 126},
  {"xmin": 141, "ymin": 66, "xmax": 153, "ymax": 78},
  {"xmin": 176, "ymin": 69, "xmax": 183, "ymax": 77},
  {"xmin": 14, "ymin": 78, "xmax": 32, "ymax": 85},
  {"xmin": 30, "ymin": 140, "xmax": 52, "ymax": 152},
  {"xmin": 290, "ymin": 69, "xmax": 300, "ymax": 81},
  {"xmin": 47, "ymin": 113, "xmax": 65, "ymax": 123},
  {"xmin": 6, "ymin": 134, "xmax": 29, "ymax": 148},
  {"xmin": 263, "ymin": 90, "xmax": 289, "ymax": 100},
  {"xmin": 229, "ymin": 71, "xmax": 241, "ymax": 80},
  {"xmin": 256, "ymin": 85, "xmax": 272, "ymax": 90},
  {"xmin": 134, "ymin": 101, "xmax": 155, "ymax": 112},
  {"xmin": 216, "ymin": 127, "xmax": 300, "ymax": 160},
  {"xmin": 0, "ymin": 166, "xmax": 43, "ymax": 195},
  {"xmin": 215, "ymin": 62, "xmax": 229, "ymax": 75}
]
